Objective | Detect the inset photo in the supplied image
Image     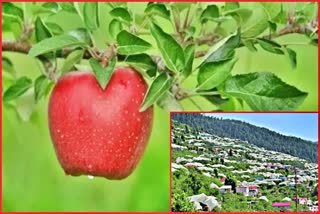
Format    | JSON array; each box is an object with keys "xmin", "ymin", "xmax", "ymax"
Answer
[{"xmin": 171, "ymin": 113, "xmax": 318, "ymax": 212}]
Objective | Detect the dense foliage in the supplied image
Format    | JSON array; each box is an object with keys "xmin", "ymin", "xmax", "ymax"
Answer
[
  {"xmin": 2, "ymin": 2, "xmax": 318, "ymax": 114},
  {"xmin": 172, "ymin": 113, "xmax": 318, "ymax": 163}
]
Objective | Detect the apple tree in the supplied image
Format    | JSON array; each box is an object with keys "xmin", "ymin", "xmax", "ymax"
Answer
[{"xmin": 2, "ymin": 2, "xmax": 318, "ymax": 114}]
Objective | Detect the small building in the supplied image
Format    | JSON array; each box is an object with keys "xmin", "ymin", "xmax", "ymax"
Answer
[
  {"xmin": 292, "ymin": 197, "xmax": 309, "ymax": 205},
  {"xmin": 272, "ymin": 202, "xmax": 291, "ymax": 210},
  {"xmin": 184, "ymin": 163, "xmax": 194, "ymax": 167},
  {"xmin": 255, "ymin": 177, "xmax": 264, "ymax": 181},
  {"xmin": 219, "ymin": 185, "xmax": 232, "ymax": 194},
  {"xmin": 309, "ymin": 205, "xmax": 318, "ymax": 212},
  {"xmin": 172, "ymin": 144, "xmax": 187, "ymax": 151},
  {"xmin": 236, "ymin": 185, "xmax": 249, "ymax": 196},
  {"xmin": 279, "ymin": 176, "xmax": 287, "ymax": 181},
  {"xmin": 288, "ymin": 183, "xmax": 295, "ymax": 188},
  {"xmin": 248, "ymin": 185, "xmax": 258, "ymax": 196}
]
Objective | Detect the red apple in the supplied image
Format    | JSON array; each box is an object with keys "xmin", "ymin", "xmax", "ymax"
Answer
[{"xmin": 48, "ymin": 67, "xmax": 153, "ymax": 179}]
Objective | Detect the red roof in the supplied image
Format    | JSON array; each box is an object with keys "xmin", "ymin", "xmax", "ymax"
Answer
[
  {"xmin": 248, "ymin": 185, "xmax": 257, "ymax": 189},
  {"xmin": 299, "ymin": 197, "xmax": 308, "ymax": 200},
  {"xmin": 184, "ymin": 163, "xmax": 194, "ymax": 167},
  {"xmin": 272, "ymin": 202, "xmax": 291, "ymax": 207},
  {"xmin": 220, "ymin": 177, "xmax": 226, "ymax": 182}
]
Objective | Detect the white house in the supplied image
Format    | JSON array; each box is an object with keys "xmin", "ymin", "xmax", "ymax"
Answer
[{"xmin": 219, "ymin": 185, "xmax": 232, "ymax": 194}]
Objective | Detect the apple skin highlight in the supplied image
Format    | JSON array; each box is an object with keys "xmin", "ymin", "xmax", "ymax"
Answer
[{"xmin": 48, "ymin": 68, "xmax": 153, "ymax": 179}]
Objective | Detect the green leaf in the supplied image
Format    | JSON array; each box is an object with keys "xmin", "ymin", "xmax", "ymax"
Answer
[
  {"xmin": 157, "ymin": 91, "xmax": 183, "ymax": 112},
  {"xmin": 2, "ymin": 14, "xmax": 22, "ymax": 39},
  {"xmin": 89, "ymin": 57, "xmax": 117, "ymax": 90},
  {"xmin": 243, "ymin": 40, "xmax": 257, "ymax": 52},
  {"xmin": 268, "ymin": 21, "xmax": 277, "ymax": 32},
  {"xmin": 116, "ymin": 30, "xmax": 152, "ymax": 55},
  {"xmin": 273, "ymin": 4, "xmax": 287, "ymax": 24},
  {"xmin": 150, "ymin": 23, "xmax": 185, "ymax": 73},
  {"xmin": 61, "ymin": 49, "xmax": 84, "ymax": 74},
  {"xmin": 35, "ymin": 17, "xmax": 52, "ymax": 42},
  {"xmin": 242, "ymin": 7, "xmax": 268, "ymax": 38},
  {"xmin": 3, "ymin": 77, "xmax": 32, "ymax": 102},
  {"xmin": 139, "ymin": 73, "xmax": 173, "ymax": 112},
  {"xmin": 109, "ymin": 19, "xmax": 123, "ymax": 39},
  {"xmin": 260, "ymin": 2, "xmax": 281, "ymax": 19},
  {"xmin": 14, "ymin": 91, "xmax": 36, "ymax": 122},
  {"xmin": 2, "ymin": 57, "xmax": 15, "ymax": 76},
  {"xmin": 34, "ymin": 75, "xmax": 49, "ymax": 103},
  {"xmin": 42, "ymin": 2, "xmax": 60, "ymax": 13},
  {"xmin": 225, "ymin": 2, "xmax": 239, "ymax": 11},
  {"xmin": 197, "ymin": 59, "xmax": 237, "ymax": 90},
  {"xmin": 106, "ymin": 2, "xmax": 127, "ymax": 9},
  {"xmin": 183, "ymin": 44, "xmax": 195, "ymax": 78},
  {"xmin": 170, "ymin": 2, "xmax": 191, "ymax": 12},
  {"xmin": 200, "ymin": 5, "xmax": 219, "ymax": 23},
  {"xmin": 222, "ymin": 72, "xmax": 308, "ymax": 111},
  {"xmin": 203, "ymin": 93, "xmax": 229, "ymax": 106},
  {"xmin": 198, "ymin": 88, "xmax": 230, "ymax": 106},
  {"xmin": 257, "ymin": 38, "xmax": 284, "ymax": 55},
  {"xmin": 125, "ymin": 54, "xmax": 157, "ymax": 71},
  {"xmin": 146, "ymin": 68, "xmax": 158, "ymax": 78},
  {"xmin": 29, "ymin": 35, "xmax": 88, "ymax": 57},
  {"xmin": 286, "ymin": 48, "xmax": 297, "ymax": 70},
  {"xmin": 110, "ymin": 7, "xmax": 132, "ymax": 23},
  {"xmin": 2, "ymin": 2, "xmax": 23, "ymax": 20},
  {"xmin": 300, "ymin": 2, "xmax": 317, "ymax": 20},
  {"xmin": 68, "ymin": 28, "xmax": 92, "ymax": 45},
  {"xmin": 46, "ymin": 22, "xmax": 64, "ymax": 35},
  {"xmin": 145, "ymin": 3, "xmax": 170, "ymax": 20},
  {"xmin": 224, "ymin": 8, "xmax": 252, "ymax": 24},
  {"xmin": 59, "ymin": 2, "xmax": 76, "ymax": 13},
  {"xmin": 83, "ymin": 2, "xmax": 99, "ymax": 31},
  {"xmin": 310, "ymin": 38, "xmax": 318, "ymax": 46},
  {"xmin": 200, "ymin": 30, "xmax": 240, "ymax": 65}
]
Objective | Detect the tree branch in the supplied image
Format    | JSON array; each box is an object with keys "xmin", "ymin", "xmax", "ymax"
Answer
[{"xmin": 2, "ymin": 40, "xmax": 93, "ymax": 59}]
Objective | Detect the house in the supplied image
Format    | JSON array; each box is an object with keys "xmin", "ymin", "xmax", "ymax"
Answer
[
  {"xmin": 279, "ymin": 176, "xmax": 287, "ymax": 181},
  {"xmin": 292, "ymin": 197, "xmax": 309, "ymax": 205},
  {"xmin": 188, "ymin": 193, "xmax": 221, "ymax": 211},
  {"xmin": 172, "ymin": 144, "xmax": 187, "ymax": 151},
  {"xmin": 309, "ymin": 205, "xmax": 318, "ymax": 212},
  {"xmin": 255, "ymin": 177, "xmax": 264, "ymax": 181},
  {"xmin": 236, "ymin": 185, "xmax": 249, "ymax": 196},
  {"xmin": 248, "ymin": 185, "xmax": 258, "ymax": 196},
  {"xmin": 288, "ymin": 183, "xmax": 295, "ymax": 188},
  {"xmin": 184, "ymin": 163, "xmax": 194, "ymax": 167},
  {"xmin": 272, "ymin": 202, "xmax": 291, "ymax": 210},
  {"xmin": 219, "ymin": 185, "xmax": 232, "ymax": 194}
]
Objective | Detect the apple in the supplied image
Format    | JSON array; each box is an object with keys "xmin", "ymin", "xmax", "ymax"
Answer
[{"xmin": 48, "ymin": 67, "xmax": 153, "ymax": 179}]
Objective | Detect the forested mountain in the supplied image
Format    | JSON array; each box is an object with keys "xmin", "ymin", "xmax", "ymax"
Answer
[{"xmin": 172, "ymin": 114, "xmax": 318, "ymax": 163}]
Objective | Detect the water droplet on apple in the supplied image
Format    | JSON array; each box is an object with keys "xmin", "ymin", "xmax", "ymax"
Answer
[
  {"xmin": 61, "ymin": 135, "xmax": 64, "ymax": 139},
  {"xmin": 88, "ymin": 175, "xmax": 94, "ymax": 180},
  {"xmin": 57, "ymin": 129, "xmax": 61, "ymax": 133}
]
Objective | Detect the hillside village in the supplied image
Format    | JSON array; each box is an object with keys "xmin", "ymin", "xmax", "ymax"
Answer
[{"xmin": 171, "ymin": 120, "xmax": 318, "ymax": 212}]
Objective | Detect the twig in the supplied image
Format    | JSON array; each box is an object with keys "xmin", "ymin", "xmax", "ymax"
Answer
[
  {"xmin": 183, "ymin": 7, "xmax": 191, "ymax": 29},
  {"xmin": 195, "ymin": 34, "xmax": 220, "ymax": 46}
]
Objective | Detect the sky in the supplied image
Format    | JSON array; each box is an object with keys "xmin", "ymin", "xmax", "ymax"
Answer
[{"xmin": 204, "ymin": 113, "xmax": 318, "ymax": 142}]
